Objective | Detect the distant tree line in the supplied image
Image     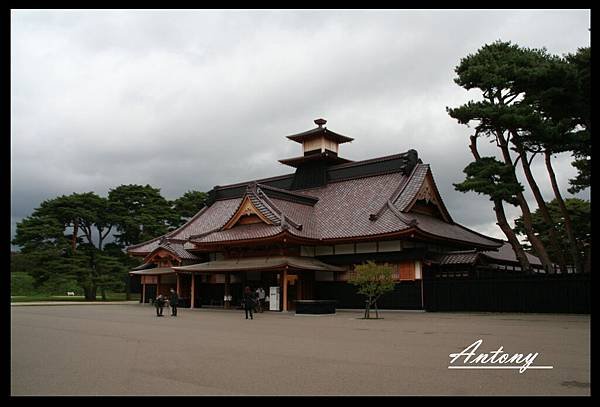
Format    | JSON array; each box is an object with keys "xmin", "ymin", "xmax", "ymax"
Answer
[
  {"xmin": 11, "ymin": 185, "xmax": 208, "ymax": 299},
  {"xmin": 448, "ymin": 41, "xmax": 590, "ymax": 273}
]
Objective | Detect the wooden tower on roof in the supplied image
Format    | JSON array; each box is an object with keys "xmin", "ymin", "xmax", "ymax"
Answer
[{"xmin": 279, "ymin": 118, "xmax": 354, "ymax": 189}]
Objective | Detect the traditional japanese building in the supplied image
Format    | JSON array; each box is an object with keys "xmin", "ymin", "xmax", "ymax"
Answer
[{"xmin": 128, "ymin": 118, "xmax": 522, "ymax": 311}]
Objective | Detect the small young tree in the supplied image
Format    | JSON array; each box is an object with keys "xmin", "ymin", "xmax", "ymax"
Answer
[{"xmin": 348, "ymin": 261, "xmax": 395, "ymax": 319}]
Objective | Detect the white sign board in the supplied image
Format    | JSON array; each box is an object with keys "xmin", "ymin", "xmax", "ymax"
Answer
[{"xmin": 269, "ymin": 286, "xmax": 280, "ymax": 311}]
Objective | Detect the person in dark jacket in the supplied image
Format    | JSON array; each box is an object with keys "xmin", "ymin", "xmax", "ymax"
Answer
[
  {"xmin": 169, "ymin": 288, "xmax": 179, "ymax": 317},
  {"xmin": 242, "ymin": 286, "xmax": 256, "ymax": 320},
  {"xmin": 155, "ymin": 294, "xmax": 165, "ymax": 317}
]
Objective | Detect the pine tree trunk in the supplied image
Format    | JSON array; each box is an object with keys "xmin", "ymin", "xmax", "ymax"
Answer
[
  {"xmin": 493, "ymin": 198, "xmax": 532, "ymax": 272},
  {"xmin": 72, "ymin": 222, "xmax": 78, "ymax": 252},
  {"xmin": 514, "ymin": 193, "xmax": 555, "ymax": 273},
  {"xmin": 469, "ymin": 135, "xmax": 531, "ymax": 272},
  {"xmin": 496, "ymin": 134, "xmax": 555, "ymax": 273},
  {"xmin": 84, "ymin": 285, "xmax": 97, "ymax": 300},
  {"xmin": 545, "ymin": 150, "xmax": 583, "ymax": 273},
  {"xmin": 515, "ymin": 145, "xmax": 567, "ymax": 272}
]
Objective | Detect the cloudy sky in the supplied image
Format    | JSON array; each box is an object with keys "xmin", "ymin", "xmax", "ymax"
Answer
[{"xmin": 10, "ymin": 9, "xmax": 591, "ymax": 247}]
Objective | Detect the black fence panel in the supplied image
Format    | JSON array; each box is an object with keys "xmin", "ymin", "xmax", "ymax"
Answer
[
  {"xmin": 423, "ymin": 273, "xmax": 590, "ymax": 313},
  {"xmin": 314, "ymin": 281, "xmax": 423, "ymax": 309},
  {"xmin": 129, "ymin": 274, "xmax": 141, "ymax": 294}
]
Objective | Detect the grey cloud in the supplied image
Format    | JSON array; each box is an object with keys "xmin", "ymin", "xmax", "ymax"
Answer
[{"xmin": 11, "ymin": 10, "xmax": 591, "ymax": 246}]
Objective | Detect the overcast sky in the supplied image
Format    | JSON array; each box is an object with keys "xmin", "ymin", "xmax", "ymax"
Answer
[{"xmin": 10, "ymin": 9, "xmax": 591, "ymax": 248}]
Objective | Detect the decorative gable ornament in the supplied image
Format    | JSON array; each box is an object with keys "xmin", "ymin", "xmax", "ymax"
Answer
[
  {"xmin": 222, "ymin": 195, "xmax": 275, "ymax": 230},
  {"xmin": 406, "ymin": 173, "xmax": 452, "ymax": 223}
]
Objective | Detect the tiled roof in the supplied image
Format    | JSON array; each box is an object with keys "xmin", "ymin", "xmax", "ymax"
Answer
[
  {"xmin": 435, "ymin": 242, "xmax": 543, "ymax": 266},
  {"xmin": 484, "ymin": 242, "xmax": 543, "ymax": 266},
  {"xmin": 128, "ymin": 152, "xmax": 501, "ymax": 255},
  {"xmin": 437, "ymin": 251, "xmax": 480, "ymax": 265},
  {"xmin": 286, "ymin": 127, "xmax": 354, "ymax": 144},
  {"xmin": 192, "ymin": 223, "xmax": 283, "ymax": 243},
  {"xmin": 173, "ymin": 256, "xmax": 346, "ymax": 272},
  {"xmin": 409, "ymin": 213, "xmax": 502, "ymax": 248},
  {"xmin": 129, "ymin": 267, "xmax": 175, "ymax": 276},
  {"xmin": 159, "ymin": 241, "xmax": 199, "ymax": 260},
  {"xmin": 393, "ymin": 163, "xmax": 429, "ymax": 211},
  {"xmin": 291, "ymin": 171, "xmax": 412, "ymax": 240}
]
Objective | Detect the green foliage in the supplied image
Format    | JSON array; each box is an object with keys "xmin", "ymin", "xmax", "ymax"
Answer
[
  {"xmin": 11, "ymin": 272, "xmax": 36, "ymax": 296},
  {"xmin": 171, "ymin": 190, "xmax": 208, "ymax": 228},
  {"xmin": 12, "ymin": 184, "xmax": 209, "ymax": 300},
  {"xmin": 12, "ymin": 215, "xmax": 66, "ymax": 250},
  {"xmin": 514, "ymin": 198, "xmax": 590, "ymax": 264},
  {"xmin": 348, "ymin": 261, "xmax": 395, "ymax": 318},
  {"xmin": 454, "ymin": 157, "xmax": 524, "ymax": 205},
  {"xmin": 12, "ymin": 192, "xmax": 127, "ymax": 299},
  {"xmin": 453, "ymin": 41, "xmax": 553, "ymax": 94},
  {"xmin": 108, "ymin": 184, "xmax": 177, "ymax": 247},
  {"xmin": 569, "ymin": 157, "xmax": 591, "ymax": 194},
  {"xmin": 449, "ymin": 40, "xmax": 591, "ymax": 194}
]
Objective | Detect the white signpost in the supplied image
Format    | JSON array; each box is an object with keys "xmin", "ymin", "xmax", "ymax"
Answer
[{"xmin": 269, "ymin": 286, "xmax": 280, "ymax": 311}]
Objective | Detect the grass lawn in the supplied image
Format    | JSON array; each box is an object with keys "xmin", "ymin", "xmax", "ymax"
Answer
[{"xmin": 11, "ymin": 293, "xmax": 140, "ymax": 302}]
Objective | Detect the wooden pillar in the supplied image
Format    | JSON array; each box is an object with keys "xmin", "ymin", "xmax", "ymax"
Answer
[
  {"xmin": 142, "ymin": 283, "xmax": 146, "ymax": 304},
  {"xmin": 190, "ymin": 273, "xmax": 195, "ymax": 309},
  {"xmin": 157, "ymin": 275, "xmax": 161, "ymax": 297},
  {"xmin": 282, "ymin": 268, "xmax": 288, "ymax": 312},
  {"xmin": 224, "ymin": 272, "xmax": 231, "ymax": 309},
  {"xmin": 176, "ymin": 273, "xmax": 180, "ymax": 295}
]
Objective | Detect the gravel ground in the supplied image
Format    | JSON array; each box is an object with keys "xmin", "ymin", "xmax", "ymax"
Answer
[{"xmin": 11, "ymin": 304, "xmax": 590, "ymax": 395}]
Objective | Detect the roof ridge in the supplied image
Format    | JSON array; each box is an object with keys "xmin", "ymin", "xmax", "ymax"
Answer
[
  {"xmin": 213, "ymin": 173, "xmax": 294, "ymax": 192},
  {"xmin": 248, "ymin": 189, "xmax": 281, "ymax": 225},
  {"xmin": 166, "ymin": 205, "xmax": 209, "ymax": 239},
  {"xmin": 210, "ymin": 152, "xmax": 415, "ymax": 193},
  {"xmin": 391, "ymin": 162, "xmax": 423, "ymax": 210},
  {"xmin": 369, "ymin": 175, "xmax": 411, "ymax": 221},
  {"xmin": 127, "ymin": 235, "xmax": 163, "ymax": 251},
  {"xmin": 256, "ymin": 187, "xmax": 303, "ymax": 231},
  {"xmin": 328, "ymin": 151, "xmax": 411, "ymax": 171},
  {"xmin": 129, "ymin": 205, "xmax": 211, "ymax": 251},
  {"xmin": 257, "ymin": 183, "xmax": 319, "ymax": 204},
  {"xmin": 386, "ymin": 200, "xmax": 418, "ymax": 226},
  {"xmin": 188, "ymin": 225, "xmax": 225, "ymax": 241}
]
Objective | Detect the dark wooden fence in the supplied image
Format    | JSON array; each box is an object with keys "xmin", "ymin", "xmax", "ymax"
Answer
[
  {"xmin": 423, "ymin": 273, "xmax": 590, "ymax": 314},
  {"xmin": 314, "ymin": 281, "xmax": 423, "ymax": 309}
]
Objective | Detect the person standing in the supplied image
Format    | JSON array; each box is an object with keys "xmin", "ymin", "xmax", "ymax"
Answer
[
  {"xmin": 170, "ymin": 288, "xmax": 179, "ymax": 317},
  {"xmin": 242, "ymin": 286, "xmax": 255, "ymax": 320},
  {"xmin": 255, "ymin": 287, "xmax": 266, "ymax": 313},
  {"xmin": 155, "ymin": 294, "xmax": 165, "ymax": 317}
]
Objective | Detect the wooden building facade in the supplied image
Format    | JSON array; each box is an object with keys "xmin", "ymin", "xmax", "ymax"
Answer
[{"xmin": 127, "ymin": 119, "xmax": 536, "ymax": 311}]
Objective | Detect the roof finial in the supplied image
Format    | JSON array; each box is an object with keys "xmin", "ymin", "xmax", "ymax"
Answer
[{"xmin": 314, "ymin": 118, "xmax": 327, "ymax": 128}]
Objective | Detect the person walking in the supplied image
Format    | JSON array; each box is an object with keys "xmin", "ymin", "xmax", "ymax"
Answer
[
  {"xmin": 155, "ymin": 294, "xmax": 165, "ymax": 317},
  {"xmin": 242, "ymin": 286, "xmax": 256, "ymax": 320},
  {"xmin": 169, "ymin": 288, "xmax": 179, "ymax": 317}
]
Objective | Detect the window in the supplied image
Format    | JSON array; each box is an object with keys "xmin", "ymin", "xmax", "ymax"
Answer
[
  {"xmin": 334, "ymin": 244, "xmax": 354, "ymax": 254},
  {"xmin": 378, "ymin": 240, "xmax": 402, "ymax": 252},
  {"xmin": 397, "ymin": 262, "xmax": 416, "ymax": 281},
  {"xmin": 301, "ymin": 246, "xmax": 316, "ymax": 257},
  {"xmin": 356, "ymin": 242, "xmax": 377, "ymax": 253},
  {"xmin": 315, "ymin": 246, "xmax": 334, "ymax": 256}
]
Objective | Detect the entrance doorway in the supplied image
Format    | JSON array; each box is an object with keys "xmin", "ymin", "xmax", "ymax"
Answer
[
  {"xmin": 286, "ymin": 274, "xmax": 298, "ymax": 310},
  {"xmin": 144, "ymin": 284, "xmax": 156, "ymax": 303}
]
